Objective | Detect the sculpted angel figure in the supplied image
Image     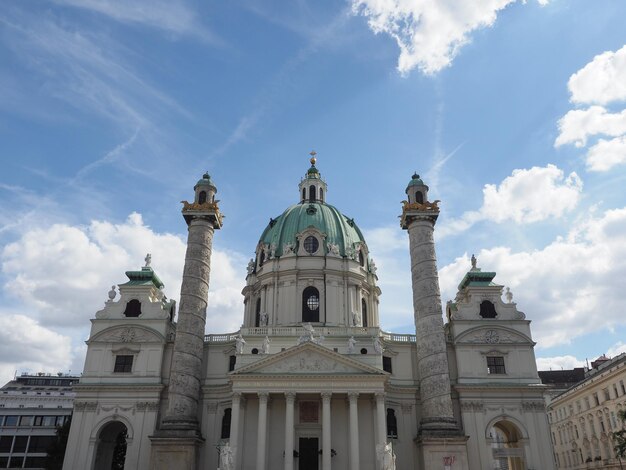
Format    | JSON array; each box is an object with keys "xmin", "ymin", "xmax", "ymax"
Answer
[
  {"xmin": 235, "ymin": 334, "xmax": 246, "ymax": 354},
  {"xmin": 351, "ymin": 311, "xmax": 361, "ymax": 327},
  {"xmin": 219, "ymin": 443, "xmax": 234, "ymax": 470},
  {"xmin": 259, "ymin": 311, "xmax": 268, "ymax": 327},
  {"xmin": 373, "ymin": 335, "xmax": 383, "ymax": 354},
  {"xmin": 347, "ymin": 336, "xmax": 356, "ymax": 353},
  {"xmin": 262, "ymin": 335, "xmax": 271, "ymax": 354}
]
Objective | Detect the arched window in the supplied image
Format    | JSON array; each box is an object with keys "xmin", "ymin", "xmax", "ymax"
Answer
[
  {"xmin": 359, "ymin": 250, "xmax": 365, "ymax": 267},
  {"xmin": 309, "ymin": 185, "xmax": 316, "ymax": 202},
  {"xmin": 415, "ymin": 191, "xmax": 423, "ymax": 204},
  {"xmin": 386, "ymin": 409, "xmax": 398, "ymax": 438},
  {"xmin": 198, "ymin": 191, "xmax": 207, "ymax": 204},
  {"xmin": 490, "ymin": 421, "xmax": 525, "ymax": 470},
  {"xmin": 221, "ymin": 408, "xmax": 232, "ymax": 439},
  {"xmin": 255, "ymin": 298, "xmax": 261, "ymax": 327},
  {"xmin": 94, "ymin": 421, "xmax": 127, "ymax": 470},
  {"xmin": 258, "ymin": 250, "xmax": 265, "ymax": 267},
  {"xmin": 302, "ymin": 188, "xmax": 306, "ymax": 201},
  {"xmin": 361, "ymin": 298, "xmax": 368, "ymax": 327},
  {"xmin": 479, "ymin": 300, "xmax": 497, "ymax": 318},
  {"xmin": 123, "ymin": 299, "xmax": 141, "ymax": 317},
  {"xmin": 319, "ymin": 188, "xmax": 323, "ymax": 202},
  {"xmin": 302, "ymin": 286, "xmax": 320, "ymax": 322}
]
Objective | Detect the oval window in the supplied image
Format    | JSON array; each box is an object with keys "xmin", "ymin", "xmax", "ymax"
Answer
[{"xmin": 303, "ymin": 236, "xmax": 319, "ymax": 254}]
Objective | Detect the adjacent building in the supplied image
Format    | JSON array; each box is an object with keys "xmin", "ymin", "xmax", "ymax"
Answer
[
  {"xmin": 545, "ymin": 353, "xmax": 626, "ymax": 469},
  {"xmin": 0, "ymin": 373, "xmax": 78, "ymax": 469},
  {"xmin": 62, "ymin": 159, "xmax": 556, "ymax": 470}
]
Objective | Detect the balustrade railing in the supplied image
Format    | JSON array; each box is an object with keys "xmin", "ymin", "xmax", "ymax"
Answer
[{"xmin": 204, "ymin": 327, "xmax": 416, "ymax": 343}]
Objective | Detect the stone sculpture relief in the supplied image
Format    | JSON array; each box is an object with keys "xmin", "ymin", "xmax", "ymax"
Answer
[
  {"xmin": 235, "ymin": 334, "xmax": 246, "ymax": 354},
  {"xmin": 259, "ymin": 351, "xmax": 356, "ymax": 374}
]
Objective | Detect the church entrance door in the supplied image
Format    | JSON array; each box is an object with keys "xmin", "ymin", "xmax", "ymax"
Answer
[{"xmin": 298, "ymin": 437, "xmax": 319, "ymax": 470}]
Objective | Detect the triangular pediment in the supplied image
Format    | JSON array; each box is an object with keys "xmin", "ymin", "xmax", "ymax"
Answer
[
  {"xmin": 455, "ymin": 326, "xmax": 533, "ymax": 345},
  {"xmin": 232, "ymin": 342, "xmax": 386, "ymax": 376}
]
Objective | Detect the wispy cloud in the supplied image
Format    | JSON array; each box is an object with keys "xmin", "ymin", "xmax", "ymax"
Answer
[{"xmin": 50, "ymin": 0, "xmax": 219, "ymax": 43}]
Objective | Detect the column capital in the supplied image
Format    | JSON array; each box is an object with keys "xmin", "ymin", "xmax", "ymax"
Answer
[
  {"xmin": 232, "ymin": 392, "xmax": 242, "ymax": 402},
  {"xmin": 258, "ymin": 392, "xmax": 269, "ymax": 404},
  {"xmin": 285, "ymin": 392, "xmax": 296, "ymax": 404},
  {"xmin": 374, "ymin": 392, "xmax": 386, "ymax": 402},
  {"xmin": 321, "ymin": 392, "xmax": 332, "ymax": 403},
  {"xmin": 347, "ymin": 392, "xmax": 359, "ymax": 403}
]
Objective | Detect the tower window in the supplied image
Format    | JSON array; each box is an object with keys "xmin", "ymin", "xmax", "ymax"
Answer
[
  {"xmin": 228, "ymin": 355, "xmax": 236, "ymax": 372},
  {"xmin": 198, "ymin": 191, "xmax": 207, "ymax": 204},
  {"xmin": 302, "ymin": 188, "xmax": 306, "ymax": 201},
  {"xmin": 255, "ymin": 298, "xmax": 261, "ymax": 327},
  {"xmin": 479, "ymin": 301, "xmax": 497, "ymax": 318},
  {"xmin": 361, "ymin": 298, "xmax": 368, "ymax": 328},
  {"xmin": 486, "ymin": 356, "xmax": 506, "ymax": 374},
  {"xmin": 221, "ymin": 408, "xmax": 232, "ymax": 439},
  {"xmin": 415, "ymin": 191, "xmax": 423, "ymax": 204},
  {"xmin": 309, "ymin": 185, "xmax": 316, "ymax": 202},
  {"xmin": 123, "ymin": 299, "xmax": 141, "ymax": 317},
  {"xmin": 302, "ymin": 286, "xmax": 320, "ymax": 322},
  {"xmin": 303, "ymin": 236, "xmax": 319, "ymax": 254},
  {"xmin": 386, "ymin": 408, "xmax": 398, "ymax": 438},
  {"xmin": 114, "ymin": 355, "xmax": 134, "ymax": 373},
  {"xmin": 383, "ymin": 356, "xmax": 392, "ymax": 373},
  {"xmin": 359, "ymin": 250, "xmax": 365, "ymax": 267},
  {"xmin": 258, "ymin": 250, "xmax": 265, "ymax": 267}
]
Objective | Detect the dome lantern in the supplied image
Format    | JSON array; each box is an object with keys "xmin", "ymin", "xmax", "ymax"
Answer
[
  {"xmin": 298, "ymin": 151, "xmax": 328, "ymax": 203},
  {"xmin": 405, "ymin": 172, "xmax": 429, "ymax": 204}
]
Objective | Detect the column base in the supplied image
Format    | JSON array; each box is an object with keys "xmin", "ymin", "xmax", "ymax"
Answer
[
  {"xmin": 418, "ymin": 417, "xmax": 464, "ymax": 437},
  {"xmin": 149, "ymin": 430, "xmax": 204, "ymax": 470},
  {"xmin": 415, "ymin": 435, "xmax": 470, "ymax": 470}
]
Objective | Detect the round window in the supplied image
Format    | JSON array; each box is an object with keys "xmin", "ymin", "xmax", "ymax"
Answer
[
  {"xmin": 303, "ymin": 235, "xmax": 319, "ymax": 254},
  {"xmin": 306, "ymin": 294, "xmax": 320, "ymax": 311}
]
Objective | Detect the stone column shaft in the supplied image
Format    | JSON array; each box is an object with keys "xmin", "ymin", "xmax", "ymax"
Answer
[
  {"xmin": 284, "ymin": 393, "xmax": 295, "ymax": 470},
  {"xmin": 322, "ymin": 392, "xmax": 332, "ymax": 470},
  {"xmin": 230, "ymin": 393, "xmax": 242, "ymax": 469},
  {"xmin": 256, "ymin": 392, "xmax": 269, "ymax": 470},
  {"xmin": 163, "ymin": 218, "xmax": 215, "ymax": 429},
  {"xmin": 375, "ymin": 393, "xmax": 387, "ymax": 448},
  {"xmin": 406, "ymin": 217, "xmax": 457, "ymax": 434},
  {"xmin": 348, "ymin": 392, "xmax": 359, "ymax": 470}
]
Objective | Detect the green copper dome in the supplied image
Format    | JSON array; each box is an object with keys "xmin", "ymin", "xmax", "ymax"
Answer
[
  {"xmin": 195, "ymin": 172, "xmax": 216, "ymax": 190},
  {"xmin": 259, "ymin": 202, "xmax": 366, "ymax": 257},
  {"xmin": 407, "ymin": 173, "xmax": 425, "ymax": 187}
]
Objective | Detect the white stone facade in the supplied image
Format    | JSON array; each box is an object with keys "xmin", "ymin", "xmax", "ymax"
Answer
[{"xmin": 62, "ymin": 165, "xmax": 556, "ymax": 470}]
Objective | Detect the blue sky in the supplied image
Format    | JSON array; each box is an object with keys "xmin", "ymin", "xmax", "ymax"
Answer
[{"xmin": 1, "ymin": 0, "xmax": 626, "ymax": 384}]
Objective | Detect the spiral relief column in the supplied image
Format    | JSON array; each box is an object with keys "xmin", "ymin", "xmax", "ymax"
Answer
[
  {"xmin": 150, "ymin": 173, "xmax": 223, "ymax": 470},
  {"xmin": 400, "ymin": 173, "xmax": 469, "ymax": 469}
]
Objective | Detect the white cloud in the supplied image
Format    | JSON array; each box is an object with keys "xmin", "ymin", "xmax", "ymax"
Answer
[
  {"xmin": 438, "ymin": 164, "xmax": 582, "ymax": 237},
  {"xmin": 586, "ymin": 135, "xmax": 626, "ymax": 172},
  {"xmin": 607, "ymin": 342, "xmax": 626, "ymax": 358},
  {"xmin": 568, "ymin": 45, "xmax": 626, "ymax": 105},
  {"xmin": 351, "ymin": 0, "xmax": 546, "ymax": 75},
  {"xmin": 536, "ymin": 355, "xmax": 585, "ymax": 371},
  {"xmin": 0, "ymin": 314, "xmax": 72, "ymax": 386},
  {"xmin": 556, "ymin": 45, "xmax": 626, "ymax": 171},
  {"xmin": 438, "ymin": 206, "xmax": 626, "ymax": 348},
  {"xmin": 1, "ymin": 213, "xmax": 246, "ymax": 332},
  {"xmin": 555, "ymin": 106, "xmax": 626, "ymax": 148}
]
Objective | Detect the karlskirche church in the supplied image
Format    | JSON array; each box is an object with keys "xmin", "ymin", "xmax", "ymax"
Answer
[{"xmin": 62, "ymin": 157, "xmax": 555, "ymax": 470}]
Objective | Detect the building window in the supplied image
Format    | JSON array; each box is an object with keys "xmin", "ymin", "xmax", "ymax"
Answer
[
  {"xmin": 479, "ymin": 301, "xmax": 497, "ymax": 319},
  {"xmin": 603, "ymin": 388, "xmax": 610, "ymax": 401},
  {"xmin": 123, "ymin": 299, "xmax": 142, "ymax": 318},
  {"xmin": 303, "ymin": 236, "xmax": 319, "ymax": 254},
  {"xmin": 382, "ymin": 356, "xmax": 392, "ymax": 373},
  {"xmin": 0, "ymin": 436, "xmax": 12, "ymax": 452},
  {"xmin": 386, "ymin": 408, "xmax": 398, "ymax": 438},
  {"xmin": 12, "ymin": 436, "xmax": 27, "ymax": 452},
  {"xmin": 593, "ymin": 393, "xmax": 599, "ymax": 406},
  {"xmin": 3, "ymin": 416, "xmax": 18, "ymax": 426},
  {"xmin": 415, "ymin": 191, "xmax": 423, "ymax": 204},
  {"xmin": 302, "ymin": 286, "xmax": 320, "ymax": 322},
  {"xmin": 114, "ymin": 355, "xmax": 134, "ymax": 373},
  {"xmin": 486, "ymin": 356, "xmax": 506, "ymax": 374},
  {"xmin": 255, "ymin": 298, "xmax": 261, "ymax": 327},
  {"xmin": 198, "ymin": 191, "xmax": 207, "ymax": 204},
  {"xmin": 361, "ymin": 298, "xmax": 368, "ymax": 327},
  {"xmin": 359, "ymin": 250, "xmax": 365, "ymax": 267},
  {"xmin": 228, "ymin": 355, "xmax": 236, "ymax": 372},
  {"xmin": 319, "ymin": 188, "xmax": 323, "ymax": 202},
  {"xmin": 621, "ymin": 380, "xmax": 626, "ymax": 395},
  {"xmin": 221, "ymin": 408, "xmax": 232, "ymax": 439},
  {"xmin": 309, "ymin": 185, "xmax": 316, "ymax": 202}
]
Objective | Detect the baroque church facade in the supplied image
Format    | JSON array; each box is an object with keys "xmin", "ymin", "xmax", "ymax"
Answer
[{"xmin": 62, "ymin": 158, "xmax": 555, "ymax": 470}]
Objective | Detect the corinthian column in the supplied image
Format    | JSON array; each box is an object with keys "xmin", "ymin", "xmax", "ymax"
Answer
[{"xmin": 150, "ymin": 174, "xmax": 223, "ymax": 470}]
